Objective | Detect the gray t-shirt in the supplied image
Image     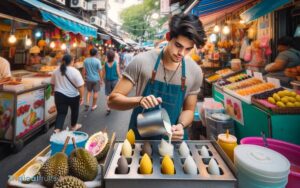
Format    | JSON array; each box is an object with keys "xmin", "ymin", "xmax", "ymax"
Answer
[
  {"xmin": 276, "ymin": 48, "xmax": 300, "ymax": 68},
  {"xmin": 123, "ymin": 49, "xmax": 203, "ymax": 98}
]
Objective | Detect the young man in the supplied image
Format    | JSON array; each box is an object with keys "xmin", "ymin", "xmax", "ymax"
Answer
[
  {"xmin": 108, "ymin": 14, "xmax": 206, "ymax": 140},
  {"xmin": 83, "ymin": 48, "xmax": 103, "ymax": 111}
]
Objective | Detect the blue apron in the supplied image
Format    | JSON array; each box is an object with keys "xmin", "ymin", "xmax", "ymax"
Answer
[{"xmin": 128, "ymin": 50, "xmax": 188, "ymax": 140}]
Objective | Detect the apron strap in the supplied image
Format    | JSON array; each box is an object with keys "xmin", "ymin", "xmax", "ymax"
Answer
[{"xmin": 181, "ymin": 58, "xmax": 186, "ymax": 91}]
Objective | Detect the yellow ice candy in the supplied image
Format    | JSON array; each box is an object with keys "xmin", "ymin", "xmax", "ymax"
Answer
[
  {"xmin": 126, "ymin": 129, "xmax": 135, "ymax": 145},
  {"xmin": 161, "ymin": 155, "xmax": 175, "ymax": 175},
  {"xmin": 140, "ymin": 154, "xmax": 152, "ymax": 174}
]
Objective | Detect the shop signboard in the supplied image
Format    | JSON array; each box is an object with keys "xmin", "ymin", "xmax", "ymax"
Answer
[
  {"xmin": 224, "ymin": 94, "xmax": 244, "ymax": 125},
  {"xmin": 45, "ymin": 85, "xmax": 56, "ymax": 120},
  {"xmin": 16, "ymin": 89, "xmax": 45, "ymax": 138},
  {"xmin": 0, "ymin": 92, "xmax": 14, "ymax": 140}
]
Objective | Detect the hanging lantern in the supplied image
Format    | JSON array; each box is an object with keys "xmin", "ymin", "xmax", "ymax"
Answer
[
  {"xmin": 213, "ymin": 25, "xmax": 220, "ymax": 33},
  {"xmin": 8, "ymin": 34, "xmax": 17, "ymax": 44},
  {"xmin": 50, "ymin": 41, "xmax": 55, "ymax": 48},
  {"xmin": 25, "ymin": 37, "xmax": 32, "ymax": 47},
  {"xmin": 38, "ymin": 40, "xmax": 47, "ymax": 48},
  {"xmin": 222, "ymin": 25, "xmax": 230, "ymax": 35}
]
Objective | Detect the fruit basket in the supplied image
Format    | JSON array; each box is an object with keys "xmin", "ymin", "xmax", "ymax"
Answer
[
  {"xmin": 7, "ymin": 132, "xmax": 116, "ymax": 188},
  {"xmin": 251, "ymin": 88, "xmax": 300, "ymax": 114},
  {"xmin": 104, "ymin": 140, "xmax": 237, "ymax": 188}
]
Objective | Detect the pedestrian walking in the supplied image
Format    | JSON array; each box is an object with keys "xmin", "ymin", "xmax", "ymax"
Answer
[
  {"xmin": 82, "ymin": 48, "xmax": 103, "ymax": 111},
  {"xmin": 51, "ymin": 54, "xmax": 84, "ymax": 133},
  {"xmin": 102, "ymin": 50, "xmax": 121, "ymax": 115}
]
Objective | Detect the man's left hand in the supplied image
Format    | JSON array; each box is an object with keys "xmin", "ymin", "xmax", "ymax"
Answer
[{"xmin": 171, "ymin": 123, "xmax": 184, "ymax": 140}]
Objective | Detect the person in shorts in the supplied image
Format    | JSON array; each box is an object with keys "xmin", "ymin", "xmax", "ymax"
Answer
[
  {"xmin": 83, "ymin": 48, "xmax": 103, "ymax": 111},
  {"xmin": 102, "ymin": 50, "xmax": 121, "ymax": 115}
]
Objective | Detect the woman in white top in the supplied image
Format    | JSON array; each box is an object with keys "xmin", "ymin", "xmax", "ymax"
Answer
[{"xmin": 51, "ymin": 54, "xmax": 84, "ymax": 133}]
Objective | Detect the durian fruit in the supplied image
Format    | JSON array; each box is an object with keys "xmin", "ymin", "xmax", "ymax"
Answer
[
  {"xmin": 85, "ymin": 131, "xmax": 110, "ymax": 160},
  {"xmin": 126, "ymin": 129, "xmax": 135, "ymax": 146},
  {"xmin": 54, "ymin": 176, "xmax": 87, "ymax": 188},
  {"xmin": 69, "ymin": 137, "xmax": 98, "ymax": 181},
  {"xmin": 40, "ymin": 136, "xmax": 70, "ymax": 187}
]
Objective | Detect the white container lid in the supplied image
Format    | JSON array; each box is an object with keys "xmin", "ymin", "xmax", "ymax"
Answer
[
  {"xmin": 234, "ymin": 145, "xmax": 290, "ymax": 179},
  {"xmin": 211, "ymin": 113, "xmax": 231, "ymax": 121}
]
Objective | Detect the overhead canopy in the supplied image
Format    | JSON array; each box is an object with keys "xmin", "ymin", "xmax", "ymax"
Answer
[
  {"xmin": 108, "ymin": 33, "xmax": 127, "ymax": 46},
  {"xmin": 191, "ymin": 0, "xmax": 247, "ymax": 16},
  {"xmin": 199, "ymin": 0, "xmax": 253, "ymax": 26},
  {"xmin": 241, "ymin": 0, "xmax": 292, "ymax": 23},
  {"xmin": 18, "ymin": 0, "xmax": 97, "ymax": 37}
]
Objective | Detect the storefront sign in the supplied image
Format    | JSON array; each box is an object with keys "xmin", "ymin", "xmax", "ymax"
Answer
[
  {"xmin": 16, "ymin": 89, "xmax": 45, "ymax": 139},
  {"xmin": 224, "ymin": 94, "xmax": 244, "ymax": 125},
  {"xmin": 0, "ymin": 93, "xmax": 14, "ymax": 140},
  {"xmin": 160, "ymin": 0, "xmax": 170, "ymax": 14}
]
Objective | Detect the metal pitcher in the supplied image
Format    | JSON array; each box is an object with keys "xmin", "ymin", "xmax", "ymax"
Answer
[{"xmin": 137, "ymin": 105, "xmax": 172, "ymax": 137}]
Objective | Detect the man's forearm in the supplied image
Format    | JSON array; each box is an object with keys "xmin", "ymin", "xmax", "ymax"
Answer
[
  {"xmin": 177, "ymin": 110, "xmax": 195, "ymax": 128},
  {"xmin": 78, "ymin": 86, "xmax": 84, "ymax": 99},
  {"xmin": 108, "ymin": 93, "xmax": 142, "ymax": 110}
]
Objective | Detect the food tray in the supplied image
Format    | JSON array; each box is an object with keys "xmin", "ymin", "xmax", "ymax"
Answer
[
  {"xmin": 251, "ymin": 89, "xmax": 300, "ymax": 114},
  {"xmin": 104, "ymin": 140, "xmax": 237, "ymax": 188},
  {"xmin": 7, "ymin": 132, "xmax": 116, "ymax": 188}
]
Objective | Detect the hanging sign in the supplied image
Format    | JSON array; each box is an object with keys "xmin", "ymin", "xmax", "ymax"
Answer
[{"xmin": 224, "ymin": 94, "xmax": 244, "ymax": 125}]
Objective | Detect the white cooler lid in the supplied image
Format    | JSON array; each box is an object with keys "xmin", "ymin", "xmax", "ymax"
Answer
[
  {"xmin": 234, "ymin": 145, "xmax": 290, "ymax": 178},
  {"xmin": 211, "ymin": 113, "xmax": 231, "ymax": 121}
]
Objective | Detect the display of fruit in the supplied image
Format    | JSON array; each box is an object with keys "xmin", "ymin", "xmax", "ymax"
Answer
[
  {"xmin": 40, "ymin": 137, "xmax": 70, "ymax": 187},
  {"xmin": 216, "ymin": 68, "xmax": 233, "ymax": 76},
  {"xmin": 236, "ymin": 83, "xmax": 275, "ymax": 96},
  {"xmin": 69, "ymin": 138, "xmax": 98, "ymax": 181},
  {"xmin": 284, "ymin": 65, "xmax": 300, "ymax": 78},
  {"xmin": 226, "ymin": 78, "xmax": 263, "ymax": 90},
  {"xmin": 266, "ymin": 89, "xmax": 300, "ymax": 108},
  {"xmin": 227, "ymin": 74, "xmax": 252, "ymax": 83},
  {"xmin": 252, "ymin": 88, "xmax": 284, "ymax": 99},
  {"xmin": 207, "ymin": 74, "xmax": 221, "ymax": 83},
  {"xmin": 22, "ymin": 162, "xmax": 42, "ymax": 183},
  {"xmin": 85, "ymin": 131, "xmax": 109, "ymax": 161},
  {"xmin": 54, "ymin": 176, "xmax": 87, "ymax": 188},
  {"xmin": 40, "ymin": 65, "xmax": 58, "ymax": 72},
  {"xmin": 17, "ymin": 104, "xmax": 30, "ymax": 116}
]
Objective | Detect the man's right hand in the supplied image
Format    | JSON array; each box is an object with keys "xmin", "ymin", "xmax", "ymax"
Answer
[{"xmin": 139, "ymin": 95, "xmax": 162, "ymax": 109}]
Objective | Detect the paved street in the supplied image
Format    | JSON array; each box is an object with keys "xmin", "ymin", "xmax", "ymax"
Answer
[{"xmin": 0, "ymin": 88, "xmax": 132, "ymax": 186}]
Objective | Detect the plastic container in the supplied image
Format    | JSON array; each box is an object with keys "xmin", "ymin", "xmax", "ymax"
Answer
[
  {"xmin": 234, "ymin": 144, "xmax": 290, "ymax": 188},
  {"xmin": 230, "ymin": 59, "xmax": 242, "ymax": 71},
  {"xmin": 217, "ymin": 132, "xmax": 237, "ymax": 161},
  {"xmin": 241, "ymin": 137, "xmax": 300, "ymax": 188},
  {"xmin": 50, "ymin": 131, "xmax": 89, "ymax": 156},
  {"xmin": 206, "ymin": 113, "xmax": 234, "ymax": 140}
]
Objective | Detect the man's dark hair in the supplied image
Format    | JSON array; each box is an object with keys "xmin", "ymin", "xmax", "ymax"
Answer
[
  {"xmin": 278, "ymin": 36, "xmax": 293, "ymax": 46},
  {"xmin": 90, "ymin": 48, "xmax": 98, "ymax": 56},
  {"xmin": 169, "ymin": 14, "xmax": 206, "ymax": 47},
  {"xmin": 107, "ymin": 50, "xmax": 115, "ymax": 62}
]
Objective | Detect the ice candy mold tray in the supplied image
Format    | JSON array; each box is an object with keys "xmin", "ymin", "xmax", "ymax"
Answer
[{"xmin": 104, "ymin": 140, "xmax": 236, "ymax": 188}]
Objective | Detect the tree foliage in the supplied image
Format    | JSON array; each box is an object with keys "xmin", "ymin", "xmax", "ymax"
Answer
[{"xmin": 120, "ymin": 0, "xmax": 167, "ymax": 41}]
